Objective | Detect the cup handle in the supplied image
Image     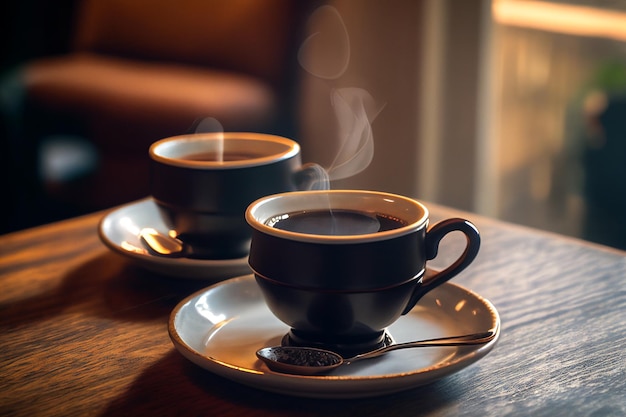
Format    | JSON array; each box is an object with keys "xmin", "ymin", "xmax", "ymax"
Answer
[
  {"xmin": 401, "ymin": 218, "xmax": 481, "ymax": 315},
  {"xmin": 292, "ymin": 163, "xmax": 330, "ymax": 190}
]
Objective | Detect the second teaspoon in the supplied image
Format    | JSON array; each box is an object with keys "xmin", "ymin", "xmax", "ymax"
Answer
[{"xmin": 139, "ymin": 228, "xmax": 186, "ymax": 257}]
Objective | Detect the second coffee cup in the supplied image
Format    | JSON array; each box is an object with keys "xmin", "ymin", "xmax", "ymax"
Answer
[{"xmin": 149, "ymin": 132, "xmax": 327, "ymax": 260}]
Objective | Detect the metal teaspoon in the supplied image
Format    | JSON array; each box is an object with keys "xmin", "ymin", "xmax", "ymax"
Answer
[
  {"xmin": 139, "ymin": 228, "xmax": 185, "ymax": 256},
  {"xmin": 256, "ymin": 330, "xmax": 497, "ymax": 375}
]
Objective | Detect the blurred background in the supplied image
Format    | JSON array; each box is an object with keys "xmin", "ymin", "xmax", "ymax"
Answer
[{"xmin": 2, "ymin": 0, "xmax": 625, "ymax": 250}]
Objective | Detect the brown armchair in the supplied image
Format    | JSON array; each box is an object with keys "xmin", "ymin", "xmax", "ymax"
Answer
[{"xmin": 4, "ymin": 0, "xmax": 316, "ymax": 231}]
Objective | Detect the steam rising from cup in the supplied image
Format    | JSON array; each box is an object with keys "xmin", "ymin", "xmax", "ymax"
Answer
[
  {"xmin": 187, "ymin": 5, "xmax": 382, "ymax": 190},
  {"xmin": 290, "ymin": 5, "xmax": 386, "ymax": 232},
  {"xmin": 297, "ymin": 5, "xmax": 350, "ymax": 81},
  {"xmin": 298, "ymin": 5, "xmax": 385, "ymax": 184},
  {"xmin": 193, "ymin": 117, "xmax": 224, "ymax": 162},
  {"xmin": 327, "ymin": 87, "xmax": 384, "ymax": 181}
]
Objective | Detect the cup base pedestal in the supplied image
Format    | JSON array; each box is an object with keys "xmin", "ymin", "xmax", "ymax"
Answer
[{"xmin": 281, "ymin": 329, "xmax": 395, "ymax": 358}]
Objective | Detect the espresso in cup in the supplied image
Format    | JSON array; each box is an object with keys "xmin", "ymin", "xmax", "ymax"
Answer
[
  {"xmin": 149, "ymin": 133, "xmax": 327, "ymax": 260},
  {"xmin": 267, "ymin": 209, "xmax": 407, "ymax": 235},
  {"xmin": 179, "ymin": 151, "xmax": 265, "ymax": 162},
  {"xmin": 246, "ymin": 190, "xmax": 480, "ymax": 356}
]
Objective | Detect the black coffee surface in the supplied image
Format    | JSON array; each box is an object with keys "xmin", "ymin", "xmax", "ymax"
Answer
[
  {"xmin": 268, "ymin": 209, "xmax": 407, "ymax": 236},
  {"xmin": 180, "ymin": 151, "xmax": 264, "ymax": 161}
]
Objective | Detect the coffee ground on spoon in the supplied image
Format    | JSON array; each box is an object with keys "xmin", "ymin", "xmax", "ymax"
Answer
[{"xmin": 270, "ymin": 348, "xmax": 341, "ymax": 367}]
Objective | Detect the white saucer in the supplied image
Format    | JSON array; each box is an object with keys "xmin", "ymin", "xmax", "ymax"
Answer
[
  {"xmin": 98, "ymin": 198, "xmax": 251, "ymax": 280},
  {"xmin": 168, "ymin": 274, "xmax": 500, "ymax": 398}
]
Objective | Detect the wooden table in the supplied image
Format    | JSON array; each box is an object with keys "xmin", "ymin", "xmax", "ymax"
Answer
[{"xmin": 1, "ymin": 201, "xmax": 624, "ymax": 416}]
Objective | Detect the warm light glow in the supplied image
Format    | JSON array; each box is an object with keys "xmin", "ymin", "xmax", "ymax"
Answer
[
  {"xmin": 120, "ymin": 241, "xmax": 147, "ymax": 254},
  {"xmin": 195, "ymin": 294, "xmax": 227, "ymax": 326},
  {"xmin": 120, "ymin": 216, "xmax": 140, "ymax": 235},
  {"xmin": 493, "ymin": 0, "xmax": 626, "ymax": 42}
]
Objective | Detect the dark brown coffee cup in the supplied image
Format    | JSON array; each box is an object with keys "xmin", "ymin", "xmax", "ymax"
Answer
[
  {"xmin": 245, "ymin": 190, "xmax": 480, "ymax": 354},
  {"xmin": 149, "ymin": 133, "xmax": 327, "ymax": 260}
]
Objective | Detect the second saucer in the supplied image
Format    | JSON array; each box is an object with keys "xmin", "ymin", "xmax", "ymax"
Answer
[{"xmin": 98, "ymin": 198, "xmax": 251, "ymax": 280}]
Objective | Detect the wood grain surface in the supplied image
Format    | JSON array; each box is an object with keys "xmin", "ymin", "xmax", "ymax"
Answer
[{"xmin": 0, "ymin": 203, "xmax": 624, "ymax": 416}]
